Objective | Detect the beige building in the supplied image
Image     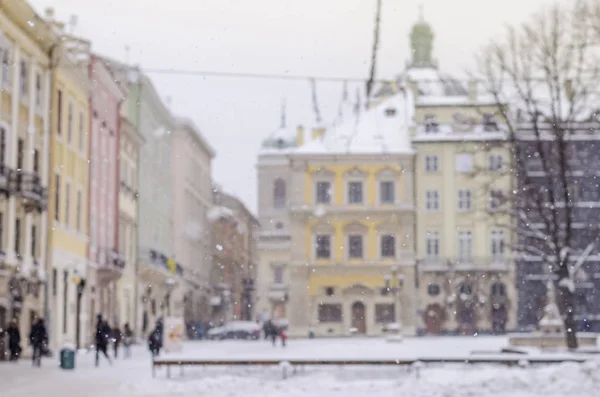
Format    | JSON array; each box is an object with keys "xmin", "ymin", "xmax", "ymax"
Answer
[
  {"xmin": 171, "ymin": 118, "xmax": 215, "ymax": 329},
  {"xmin": 209, "ymin": 189, "xmax": 258, "ymax": 324},
  {"xmin": 373, "ymin": 17, "xmax": 516, "ymax": 335},
  {"xmin": 116, "ymin": 117, "xmax": 144, "ymax": 331},
  {"xmin": 256, "ymin": 92, "xmax": 418, "ymax": 338},
  {"xmin": 0, "ymin": 0, "xmax": 53, "ymax": 348}
]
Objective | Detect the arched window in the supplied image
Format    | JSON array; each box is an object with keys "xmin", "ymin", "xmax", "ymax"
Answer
[
  {"xmin": 491, "ymin": 282, "xmax": 506, "ymax": 297},
  {"xmin": 273, "ymin": 178, "xmax": 286, "ymax": 209}
]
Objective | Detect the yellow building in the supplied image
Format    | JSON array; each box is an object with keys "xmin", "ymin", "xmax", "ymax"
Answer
[
  {"xmin": 0, "ymin": 0, "xmax": 54, "ymax": 352},
  {"xmin": 373, "ymin": 17, "xmax": 516, "ymax": 335},
  {"xmin": 257, "ymin": 93, "xmax": 417, "ymax": 337},
  {"xmin": 45, "ymin": 14, "xmax": 92, "ymax": 349}
]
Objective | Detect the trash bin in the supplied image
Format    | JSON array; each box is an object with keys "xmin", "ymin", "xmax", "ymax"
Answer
[{"xmin": 60, "ymin": 347, "xmax": 75, "ymax": 370}]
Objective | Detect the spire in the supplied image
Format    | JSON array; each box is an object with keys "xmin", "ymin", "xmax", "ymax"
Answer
[
  {"xmin": 410, "ymin": 6, "xmax": 435, "ymax": 68},
  {"xmin": 280, "ymin": 98, "xmax": 286, "ymax": 128}
]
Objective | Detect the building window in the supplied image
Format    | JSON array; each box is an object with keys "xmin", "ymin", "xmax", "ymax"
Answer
[
  {"xmin": 427, "ymin": 284, "xmax": 441, "ymax": 296},
  {"xmin": 52, "ymin": 268, "xmax": 57, "ymax": 297},
  {"xmin": 316, "ymin": 181, "xmax": 331, "ymax": 204},
  {"xmin": 67, "ymin": 101, "xmax": 73, "ymax": 144},
  {"xmin": 31, "ymin": 225, "xmax": 36, "ymax": 257},
  {"xmin": 459, "ymin": 284, "xmax": 473, "ymax": 296},
  {"xmin": 318, "ymin": 303, "xmax": 342, "ymax": 323},
  {"xmin": 348, "ymin": 182, "xmax": 363, "ymax": 204},
  {"xmin": 455, "ymin": 153, "xmax": 473, "ymax": 173},
  {"xmin": 14, "ymin": 218, "xmax": 20, "ymax": 257},
  {"xmin": 325, "ymin": 287, "xmax": 335, "ymax": 296},
  {"xmin": 273, "ymin": 178, "xmax": 286, "ymax": 209},
  {"xmin": 78, "ymin": 111, "xmax": 84, "ymax": 152},
  {"xmin": 35, "ymin": 72, "xmax": 42, "ymax": 108},
  {"xmin": 488, "ymin": 154, "xmax": 503, "ymax": 171},
  {"xmin": 17, "ymin": 139, "xmax": 24, "ymax": 171},
  {"xmin": 457, "ymin": 189, "xmax": 472, "ymax": 211},
  {"xmin": 273, "ymin": 266, "xmax": 284, "ymax": 284},
  {"xmin": 65, "ymin": 183, "xmax": 71, "ymax": 227},
  {"xmin": 62, "ymin": 270, "xmax": 68, "ymax": 333},
  {"xmin": 381, "ymin": 235, "xmax": 396, "ymax": 258},
  {"xmin": 316, "ymin": 235, "xmax": 331, "ymax": 259},
  {"xmin": 57, "ymin": 90, "xmax": 63, "ymax": 135},
  {"xmin": 76, "ymin": 190, "xmax": 82, "ymax": 232},
  {"xmin": 0, "ymin": 127, "xmax": 5, "ymax": 166},
  {"xmin": 491, "ymin": 230, "xmax": 505, "ymax": 261},
  {"xmin": 426, "ymin": 231, "xmax": 440, "ymax": 258},
  {"xmin": 348, "ymin": 235, "xmax": 363, "ymax": 259},
  {"xmin": 425, "ymin": 155, "xmax": 439, "ymax": 172},
  {"xmin": 424, "ymin": 114, "xmax": 439, "ymax": 133},
  {"xmin": 458, "ymin": 231, "xmax": 473, "ymax": 262},
  {"xmin": 54, "ymin": 174, "xmax": 60, "ymax": 222},
  {"xmin": 489, "ymin": 190, "xmax": 503, "ymax": 210},
  {"xmin": 33, "ymin": 149, "xmax": 39, "ymax": 174},
  {"xmin": 425, "ymin": 190, "xmax": 439, "ymax": 211},
  {"xmin": 375, "ymin": 304, "xmax": 395, "ymax": 323},
  {"xmin": 491, "ymin": 282, "xmax": 506, "ymax": 297},
  {"xmin": 380, "ymin": 181, "xmax": 395, "ymax": 204},
  {"xmin": 1, "ymin": 50, "xmax": 9, "ymax": 86},
  {"xmin": 20, "ymin": 60, "xmax": 27, "ymax": 98}
]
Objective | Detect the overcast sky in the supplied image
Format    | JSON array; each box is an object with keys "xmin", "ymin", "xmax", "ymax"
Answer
[{"xmin": 30, "ymin": 0, "xmax": 565, "ymax": 214}]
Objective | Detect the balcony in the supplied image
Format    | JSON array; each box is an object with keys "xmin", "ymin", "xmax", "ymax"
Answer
[
  {"xmin": 420, "ymin": 257, "xmax": 511, "ymax": 272},
  {"xmin": 267, "ymin": 282, "xmax": 288, "ymax": 302},
  {"xmin": 0, "ymin": 165, "xmax": 10, "ymax": 196},
  {"xmin": 290, "ymin": 202, "xmax": 415, "ymax": 216},
  {"xmin": 97, "ymin": 248, "xmax": 126, "ymax": 285},
  {"xmin": 11, "ymin": 171, "xmax": 48, "ymax": 212}
]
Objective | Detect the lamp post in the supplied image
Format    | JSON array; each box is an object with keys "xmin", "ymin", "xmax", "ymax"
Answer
[
  {"xmin": 165, "ymin": 278, "xmax": 175, "ymax": 317},
  {"xmin": 384, "ymin": 265, "xmax": 404, "ymax": 334}
]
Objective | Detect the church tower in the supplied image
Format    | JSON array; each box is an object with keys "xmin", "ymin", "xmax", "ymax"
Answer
[{"xmin": 409, "ymin": 6, "xmax": 436, "ymax": 68}]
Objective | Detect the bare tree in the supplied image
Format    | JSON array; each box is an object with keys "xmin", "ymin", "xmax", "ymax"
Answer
[{"xmin": 477, "ymin": 0, "xmax": 600, "ymax": 349}]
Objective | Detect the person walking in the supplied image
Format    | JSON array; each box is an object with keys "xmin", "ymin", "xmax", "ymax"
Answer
[
  {"xmin": 148, "ymin": 320, "xmax": 163, "ymax": 357},
  {"xmin": 112, "ymin": 325, "xmax": 122, "ymax": 359},
  {"xmin": 95, "ymin": 315, "xmax": 112, "ymax": 367},
  {"xmin": 280, "ymin": 328, "xmax": 287, "ymax": 348},
  {"xmin": 7, "ymin": 320, "xmax": 21, "ymax": 361},
  {"xmin": 29, "ymin": 318, "xmax": 48, "ymax": 367},
  {"xmin": 123, "ymin": 323, "xmax": 133, "ymax": 358}
]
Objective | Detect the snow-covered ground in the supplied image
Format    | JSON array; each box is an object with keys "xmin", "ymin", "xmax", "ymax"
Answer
[{"xmin": 2, "ymin": 336, "xmax": 599, "ymax": 397}]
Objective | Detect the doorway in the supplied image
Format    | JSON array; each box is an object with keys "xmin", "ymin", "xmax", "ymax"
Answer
[
  {"xmin": 424, "ymin": 303, "xmax": 445, "ymax": 334},
  {"xmin": 351, "ymin": 301, "xmax": 366, "ymax": 334}
]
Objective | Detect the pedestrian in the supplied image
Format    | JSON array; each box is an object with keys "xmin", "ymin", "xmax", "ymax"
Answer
[
  {"xmin": 29, "ymin": 318, "xmax": 48, "ymax": 367},
  {"xmin": 148, "ymin": 322, "xmax": 162, "ymax": 357},
  {"xmin": 7, "ymin": 320, "xmax": 21, "ymax": 361},
  {"xmin": 270, "ymin": 324, "xmax": 279, "ymax": 347},
  {"xmin": 263, "ymin": 319, "xmax": 272, "ymax": 341},
  {"xmin": 112, "ymin": 325, "xmax": 122, "ymax": 359},
  {"xmin": 280, "ymin": 328, "xmax": 287, "ymax": 348},
  {"xmin": 95, "ymin": 315, "xmax": 112, "ymax": 367},
  {"xmin": 123, "ymin": 323, "xmax": 133, "ymax": 358}
]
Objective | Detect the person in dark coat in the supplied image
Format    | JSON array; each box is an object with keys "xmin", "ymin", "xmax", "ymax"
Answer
[
  {"xmin": 112, "ymin": 325, "xmax": 122, "ymax": 359},
  {"xmin": 95, "ymin": 315, "xmax": 112, "ymax": 366},
  {"xmin": 29, "ymin": 318, "xmax": 48, "ymax": 367},
  {"xmin": 148, "ymin": 320, "xmax": 163, "ymax": 357},
  {"xmin": 123, "ymin": 323, "xmax": 134, "ymax": 358},
  {"xmin": 7, "ymin": 320, "xmax": 21, "ymax": 361}
]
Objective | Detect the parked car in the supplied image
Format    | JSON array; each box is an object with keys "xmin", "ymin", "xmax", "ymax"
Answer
[{"xmin": 208, "ymin": 321, "xmax": 261, "ymax": 340}]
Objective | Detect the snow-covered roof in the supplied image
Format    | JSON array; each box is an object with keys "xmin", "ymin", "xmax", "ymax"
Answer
[
  {"xmin": 207, "ymin": 206, "xmax": 235, "ymax": 222},
  {"xmin": 260, "ymin": 126, "xmax": 297, "ymax": 152},
  {"xmin": 294, "ymin": 90, "xmax": 415, "ymax": 156}
]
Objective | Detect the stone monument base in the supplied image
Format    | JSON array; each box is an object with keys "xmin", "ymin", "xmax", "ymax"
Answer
[{"xmin": 508, "ymin": 332, "xmax": 598, "ymax": 349}]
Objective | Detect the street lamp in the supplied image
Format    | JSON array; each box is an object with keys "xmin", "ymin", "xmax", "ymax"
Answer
[
  {"xmin": 384, "ymin": 265, "xmax": 404, "ymax": 337},
  {"xmin": 165, "ymin": 278, "xmax": 175, "ymax": 317}
]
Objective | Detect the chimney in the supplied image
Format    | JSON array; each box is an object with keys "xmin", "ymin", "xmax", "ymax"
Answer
[
  {"xmin": 311, "ymin": 127, "xmax": 326, "ymax": 140},
  {"xmin": 296, "ymin": 125, "xmax": 304, "ymax": 146},
  {"xmin": 44, "ymin": 7, "xmax": 55, "ymax": 19},
  {"xmin": 468, "ymin": 80, "xmax": 478, "ymax": 101}
]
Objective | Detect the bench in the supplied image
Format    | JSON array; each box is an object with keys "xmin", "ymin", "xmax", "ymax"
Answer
[{"xmin": 152, "ymin": 356, "xmax": 589, "ymax": 379}]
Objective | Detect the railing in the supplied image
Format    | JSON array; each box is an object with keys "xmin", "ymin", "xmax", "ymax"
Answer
[
  {"xmin": 11, "ymin": 171, "xmax": 48, "ymax": 211},
  {"xmin": 420, "ymin": 257, "xmax": 510, "ymax": 271}
]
